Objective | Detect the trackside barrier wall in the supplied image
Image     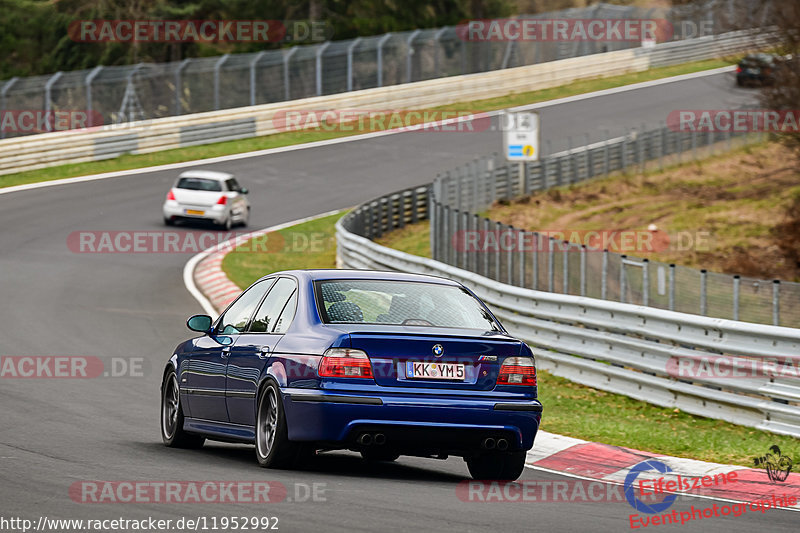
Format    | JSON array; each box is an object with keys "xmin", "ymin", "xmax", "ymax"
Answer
[
  {"xmin": 0, "ymin": 29, "xmax": 774, "ymax": 176},
  {"xmin": 335, "ymin": 210, "xmax": 800, "ymax": 438}
]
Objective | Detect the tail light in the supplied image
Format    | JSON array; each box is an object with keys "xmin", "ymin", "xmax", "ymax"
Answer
[
  {"xmin": 166, "ymin": 190, "xmax": 176, "ymax": 201},
  {"xmin": 217, "ymin": 195, "xmax": 228, "ymax": 205},
  {"xmin": 318, "ymin": 348, "xmax": 373, "ymax": 379},
  {"xmin": 736, "ymin": 66, "xmax": 742, "ymax": 73},
  {"xmin": 497, "ymin": 356, "xmax": 537, "ymax": 386}
]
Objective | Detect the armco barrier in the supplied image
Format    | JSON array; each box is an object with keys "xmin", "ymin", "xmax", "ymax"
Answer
[
  {"xmin": 0, "ymin": 29, "xmax": 774, "ymax": 176},
  {"xmin": 336, "ymin": 194, "xmax": 800, "ymax": 438}
]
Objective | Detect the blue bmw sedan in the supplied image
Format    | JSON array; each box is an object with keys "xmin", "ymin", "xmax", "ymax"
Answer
[{"xmin": 161, "ymin": 269, "xmax": 542, "ymax": 480}]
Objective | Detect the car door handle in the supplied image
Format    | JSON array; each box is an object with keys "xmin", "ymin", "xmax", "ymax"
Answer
[
  {"xmin": 258, "ymin": 346, "xmax": 270, "ymax": 359},
  {"xmin": 221, "ymin": 346, "xmax": 231, "ymax": 358}
]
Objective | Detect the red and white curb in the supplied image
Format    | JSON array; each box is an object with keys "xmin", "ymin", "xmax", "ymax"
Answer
[
  {"xmin": 528, "ymin": 431, "xmax": 800, "ymax": 510},
  {"xmin": 184, "ymin": 209, "xmax": 344, "ymax": 317}
]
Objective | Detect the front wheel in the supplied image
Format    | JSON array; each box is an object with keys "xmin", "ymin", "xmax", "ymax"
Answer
[
  {"xmin": 161, "ymin": 370, "xmax": 205, "ymax": 448},
  {"xmin": 466, "ymin": 451, "xmax": 526, "ymax": 480},
  {"xmin": 255, "ymin": 382, "xmax": 297, "ymax": 468}
]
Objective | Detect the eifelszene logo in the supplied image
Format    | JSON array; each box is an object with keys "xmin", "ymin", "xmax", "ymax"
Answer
[{"xmin": 753, "ymin": 445, "xmax": 793, "ymax": 483}]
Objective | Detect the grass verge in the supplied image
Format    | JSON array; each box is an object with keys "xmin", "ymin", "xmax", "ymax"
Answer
[
  {"xmin": 1, "ymin": 57, "xmax": 731, "ymax": 190},
  {"xmin": 219, "ymin": 211, "xmax": 799, "ymax": 468}
]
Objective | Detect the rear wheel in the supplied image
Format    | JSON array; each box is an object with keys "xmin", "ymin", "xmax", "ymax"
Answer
[
  {"xmin": 164, "ymin": 217, "xmax": 175, "ymax": 226},
  {"xmin": 161, "ymin": 370, "xmax": 205, "ymax": 448},
  {"xmin": 220, "ymin": 215, "xmax": 233, "ymax": 231},
  {"xmin": 255, "ymin": 382, "xmax": 297, "ymax": 468},
  {"xmin": 466, "ymin": 451, "xmax": 526, "ymax": 480}
]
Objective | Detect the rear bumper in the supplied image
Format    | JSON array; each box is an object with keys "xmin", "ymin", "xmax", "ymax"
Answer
[
  {"xmin": 163, "ymin": 202, "xmax": 228, "ymax": 224},
  {"xmin": 282, "ymin": 388, "xmax": 542, "ymax": 452}
]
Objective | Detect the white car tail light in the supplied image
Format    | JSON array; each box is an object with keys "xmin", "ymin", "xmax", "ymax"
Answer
[
  {"xmin": 497, "ymin": 356, "xmax": 537, "ymax": 386},
  {"xmin": 318, "ymin": 348, "xmax": 374, "ymax": 379}
]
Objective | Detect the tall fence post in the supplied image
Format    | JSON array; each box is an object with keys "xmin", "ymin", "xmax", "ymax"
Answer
[
  {"xmin": 44, "ymin": 72, "xmax": 63, "ymax": 132},
  {"xmin": 174, "ymin": 58, "xmax": 191, "ymax": 115},
  {"xmin": 0, "ymin": 77, "xmax": 19, "ymax": 139},
  {"xmin": 483, "ymin": 218, "xmax": 490, "ymax": 278},
  {"xmin": 315, "ymin": 42, "xmax": 331, "ymax": 96},
  {"xmin": 733, "ymin": 275, "xmax": 740, "ymax": 321},
  {"xmin": 85, "ymin": 66, "xmax": 103, "ymax": 128},
  {"xmin": 494, "ymin": 221, "xmax": 502, "ymax": 281},
  {"xmin": 249, "ymin": 51, "xmax": 266, "ymax": 106},
  {"xmin": 376, "ymin": 33, "xmax": 393, "ymax": 87},
  {"xmin": 518, "ymin": 229, "xmax": 526, "ymax": 288},
  {"xmin": 213, "ymin": 54, "xmax": 229, "ymax": 111},
  {"xmin": 547, "ymin": 238, "xmax": 555, "ymax": 292},
  {"xmin": 406, "ymin": 30, "xmax": 421, "ymax": 83},
  {"xmin": 283, "ymin": 47, "xmax": 298, "ymax": 101},
  {"xmin": 619, "ymin": 255, "xmax": 627, "ymax": 303},
  {"xmin": 506, "ymin": 225, "xmax": 514, "ymax": 285},
  {"xmin": 642, "ymin": 258, "xmax": 650, "ymax": 307},
  {"xmin": 562, "ymin": 242, "xmax": 569, "ymax": 294},
  {"xmin": 773, "ymin": 280, "xmax": 780, "ymax": 326},
  {"xmin": 601, "ymin": 249, "xmax": 608, "ymax": 300},
  {"xmin": 580, "ymin": 245, "xmax": 587, "ymax": 297},
  {"xmin": 346, "ymin": 37, "xmax": 362, "ymax": 92}
]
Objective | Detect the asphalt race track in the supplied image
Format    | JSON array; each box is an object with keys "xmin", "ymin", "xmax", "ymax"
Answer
[{"xmin": 1, "ymin": 70, "xmax": 796, "ymax": 532}]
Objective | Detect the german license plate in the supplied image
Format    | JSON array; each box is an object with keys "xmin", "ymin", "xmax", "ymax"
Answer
[
  {"xmin": 185, "ymin": 209, "xmax": 205, "ymax": 215},
  {"xmin": 406, "ymin": 361, "xmax": 465, "ymax": 380}
]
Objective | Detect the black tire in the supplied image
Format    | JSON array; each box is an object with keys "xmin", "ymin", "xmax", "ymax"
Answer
[
  {"xmin": 255, "ymin": 381, "xmax": 297, "ymax": 468},
  {"xmin": 466, "ymin": 451, "xmax": 526, "ymax": 480},
  {"xmin": 161, "ymin": 370, "xmax": 205, "ymax": 448},
  {"xmin": 360, "ymin": 449, "xmax": 400, "ymax": 462},
  {"xmin": 164, "ymin": 217, "xmax": 175, "ymax": 226}
]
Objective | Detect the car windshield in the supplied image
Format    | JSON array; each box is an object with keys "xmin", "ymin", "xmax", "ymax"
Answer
[
  {"xmin": 176, "ymin": 177, "xmax": 223, "ymax": 191},
  {"xmin": 315, "ymin": 279, "xmax": 501, "ymax": 331}
]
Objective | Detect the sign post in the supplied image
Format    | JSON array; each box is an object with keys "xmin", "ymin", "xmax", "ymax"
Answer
[{"xmin": 503, "ymin": 111, "xmax": 540, "ymax": 195}]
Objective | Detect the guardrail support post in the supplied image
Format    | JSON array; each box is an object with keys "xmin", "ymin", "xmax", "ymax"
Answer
[
  {"xmin": 495, "ymin": 221, "xmax": 502, "ymax": 281},
  {"xmin": 562, "ymin": 241, "xmax": 569, "ymax": 294},
  {"xmin": 601, "ymin": 249, "xmax": 608, "ymax": 300},
  {"xmin": 580, "ymin": 245, "xmax": 587, "ymax": 296},
  {"xmin": 548, "ymin": 238, "xmax": 555, "ymax": 292},
  {"xmin": 773, "ymin": 280, "xmax": 780, "ymax": 326},
  {"xmin": 733, "ymin": 275, "xmax": 740, "ymax": 321},
  {"xmin": 483, "ymin": 218, "xmax": 490, "ymax": 278},
  {"xmin": 620, "ymin": 255, "xmax": 627, "ymax": 303},
  {"xmin": 433, "ymin": 27, "xmax": 448, "ymax": 76},
  {"xmin": 507, "ymin": 225, "xmax": 514, "ymax": 285},
  {"xmin": 213, "ymin": 54, "xmax": 229, "ymax": 111},
  {"xmin": 519, "ymin": 230, "xmax": 526, "ymax": 288},
  {"xmin": 642, "ymin": 258, "xmax": 650, "ymax": 307},
  {"xmin": 700, "ymin": 269, "xmax": 707, "ymax": 316},
  {"xmin": 472, "ymin": 213, "xmax": 480, "ymax": 273},
  {"xmin": 533, "ymin": 233, "xmax": 539, "ymax": 290},
  {"xmin": 669, "ymin": 263, "xmax": 676, "ymax": 311}
]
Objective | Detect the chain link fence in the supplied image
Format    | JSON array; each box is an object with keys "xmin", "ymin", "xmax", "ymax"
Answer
[
  {"xmin": 0, "ymin": 0, "xmax": 777, "ymax": 139},
  {"xmin": 427, "ymin": 123, "xmax": 800, "ymax": 328}
]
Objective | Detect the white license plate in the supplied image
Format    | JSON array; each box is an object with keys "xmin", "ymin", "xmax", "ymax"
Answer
[{"xmin": 406, "ymin": 361, "xmax": 465, "ymax": 380}]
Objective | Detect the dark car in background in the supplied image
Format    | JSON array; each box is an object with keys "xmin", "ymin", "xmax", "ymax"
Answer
[{"xmin": 736, "ymin": 53, "xmax": 785, "ymax": 86}]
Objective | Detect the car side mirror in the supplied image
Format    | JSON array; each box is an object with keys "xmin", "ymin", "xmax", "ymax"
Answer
[
  {"xmin": 240, "ymin": 187, "xmax": 249, "ymax": 195},
  {"xmin": 187, "ymin": 314, "xmax": 213, "ymax": 333}
]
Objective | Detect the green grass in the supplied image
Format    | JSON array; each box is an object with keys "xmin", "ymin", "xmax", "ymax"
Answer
[
  {"xmin": 222, "ymin": 211, "xmax": 345, "ymax": 289},
  {"xmin": 0, "ymin": 57, "xmax": 731, "ymax": 190},
  {"xmin": 221, "ymin": 212, "xmax": 799, "ymax": 468}
]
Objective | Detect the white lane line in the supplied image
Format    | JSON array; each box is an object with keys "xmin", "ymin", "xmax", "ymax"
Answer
[
  {"xmin": 182, "ymin": 209, "xmax": 344, "ymax": 318},
  {"xmin": 0, "ymin": 66, "xmax": 733, "ymax": 198}
]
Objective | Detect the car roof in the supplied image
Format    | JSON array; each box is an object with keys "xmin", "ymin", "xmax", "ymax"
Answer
[
  {"xmin": 177, "ymin": 170, "xmax": 233, "ymax": 181},
  {"xmin": 259, "ymin": 269, "xmax": 463, "ymax": 286}
]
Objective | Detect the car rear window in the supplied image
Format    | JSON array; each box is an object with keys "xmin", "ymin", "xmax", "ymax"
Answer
[
  {"xmin": 176, "ymin": 177, "xmax": 222, "ymax": 191},
  {"xmin": 314, "ymin": 279, "xmax": 501, "ymax": 331}
]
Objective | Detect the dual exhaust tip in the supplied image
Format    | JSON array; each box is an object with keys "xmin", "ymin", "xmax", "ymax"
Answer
[
  {"xmin": 482, "ymin": 437, "xmax": 509, "ymax": 451},
  {"xmin": 357, "ymin": 433, "xmax": 386, "ymax": 446}
]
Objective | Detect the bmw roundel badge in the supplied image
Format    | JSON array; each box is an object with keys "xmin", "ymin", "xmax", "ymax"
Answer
[{"xmin": 432, "ymin": 344, "xmax": 444, "ymax": 357}]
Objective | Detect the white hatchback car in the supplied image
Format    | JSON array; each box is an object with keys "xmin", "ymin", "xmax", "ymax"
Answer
[{"xmin": 163, "ymin": 170, "xmax": 250, "ymax": 230}]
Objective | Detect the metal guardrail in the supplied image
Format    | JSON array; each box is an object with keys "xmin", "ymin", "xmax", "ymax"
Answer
[
  {"xmin": 428, "ymin": 123, "xmax": 800, "ymax": 328},
  {"xmin": 0, "ymin": 28, "xmax": 774, "ymax": 176},
  {"xmin": 0, "ymin": 0, "xmax": 771, "ymax": 138},
  {"xmin": 336, "ymin": 203, "xmax": 800, "ymax": 438}
]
